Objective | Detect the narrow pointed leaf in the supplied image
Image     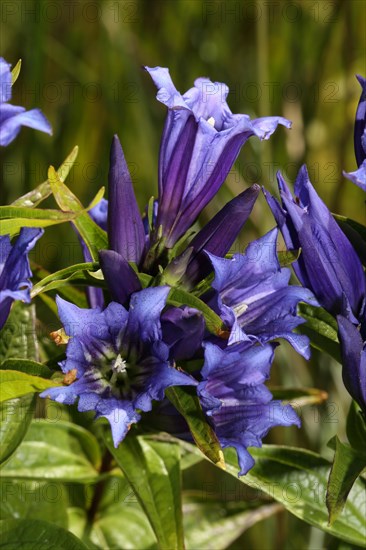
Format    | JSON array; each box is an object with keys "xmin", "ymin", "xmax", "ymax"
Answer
[
  {"xmin": 166, "ymin": 386, "xmax": 225, "ymax": 469},
  {"xmin": 326, "ymin": 436, "xmax": 366, "ymax": 524},
  {"xmin": 297, "ymin": 303, "xmax": 341, "ymax": 362},
  {"xmin": 0, "ymin": 520, "xmax": 88, "ymax": 549},
  {"xmin": 104, "ymin": 432, "xmax": 184, "ymax": 550},
  {"xmin": 31, "ymin": 262, "xmax": 99, "ymax": 297},
  {"xmin": 0, "ymin": 370, "xmax": 60, "ymax": 402},
  {"xmin": 11, "ymin": 59, "xmax": 22, "ymax": 84},
  {"xmin": 12, "ymin": 146, "xmax": 79, "ymax": 208},
  {"xmin": 48, "ymin": 166, "xmax": 108, "ymax": 260}
]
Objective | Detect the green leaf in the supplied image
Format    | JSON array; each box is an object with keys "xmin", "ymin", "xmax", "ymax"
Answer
[
  {"xmin": 48, "ymin": 166, "xmax": 108, "ymax": 261},
  {"xmin": 0, "ymin": 394, "xmax": 36, "ymax": 466},
  {"xmin": 334, "ymin": 214, "xmax": 366, "ymax": 266},
  {"xmin": 326, "ymin": 437, "xmax": 366, "ymax": 525},
  {"xmin": 0, "ymin": 206, "xmax": 79, "ymax": 220},
  {"xmin": 1, "ymin": 420, "xmax": 101, "ymax": 482},
  {"xmin": 0, "ymin": 216, "xmax": 78, "ymax": 237},
  {"xmin": 0, "ymin": 370, "xmax": 60, "ymax": 402},
  {"xmin": 346, "ymin": 401, "xmax": 366, "ymax": 453},
  {"xmin": 166, "ymin": 386, "xmax": 225, "ymax": 469},
  {"xmin": 0, "ymin": 479, "xmax": 68, "ymax": 528},
  {"xmin": 105, "ymin": 432, "xmax": 184, "ymax": 550},
  {"xmin": 168, "ymin": 287, "xmax": 224, "ymax": 335},
  {"xmin": 0, "ymin": 519, "xmax": 88, "ymax": 549},
  {"xmin": 31, "ymin": 262, "xmax": 100, "ymax": 297},
  {"xmin": 0, "ymin": 359, "xmax": 52, "ymax": 378},
  {"xmin": 183, "ymin": 498, "xmax": 283, "ymax": 550},
  {"xmin": 0, "ymin": 303, "xmax": 39, "ymax": 465},
  {"xmin": 31, "ymin": 262, "xmax": 88, "ymax": 308},
  {"xmin": 0, "ymin": 302, "xmax": 38, "ymax": 363},
  {"xmin": 277, "ymin": 248, "xmax": 301, "ymax": 267},
  {"xmin": 297, "ymin": 303, "xmax": 341, "ymax": 363},
  {"xmin": 87, "ymin": 477, "xmax": 157, "ymax": 549},
  {"xmin": 167, "ymin": 438, "xmax": 366, "ymax": 547},
  {"xmin": 11, "ymin": 146, "xmax": 79, "ymax": 208},
  {"xmin": 11, "ymin": 59, "xmax": 22, "ymax": 84}
]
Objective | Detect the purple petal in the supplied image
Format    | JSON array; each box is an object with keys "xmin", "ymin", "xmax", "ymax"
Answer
[
  {"xmin": 99, "ymin": 249, "xmax": 141, "ymax": 306},
  {"xmin": 126, "ymin": 286, "xmax": 170, "ymax": 344},
  {"xmin": 108, "ymin": 135, "xmax": 145, "ymax": 264},
  {"xmin": 0, "ymin": 58, "xmax": 12, "ymax": 103},
  {"xmin": 184, "ymin": 184, "xmax": 260, "ymax": 286},
  {"xmin": 161, "ymin": 306, "xmax": 204, "ymax": 360},
  {"xmin": 0, "ymin": 106, "xmax": 52, "ymax": 146}
]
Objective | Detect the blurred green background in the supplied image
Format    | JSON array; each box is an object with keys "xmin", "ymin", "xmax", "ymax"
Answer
[{"xmin": 1, "ymin": 0, "xmax": 365, "ymax": 548}]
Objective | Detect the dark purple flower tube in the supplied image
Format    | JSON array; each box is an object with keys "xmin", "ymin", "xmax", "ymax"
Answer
[
  {"xmin": 337, "ymin": 315, "xmax": 366, "ymax": 417},
  {"xmin": 108, "ymin": 135, "xmax": 145, "ymax": 265},
  {"xmin": 264, "ymin": 165, "xmax": 366, "ymax": 322},
  {"xmin": 145, "ymin": 66, "xmax": 291, "ymax": 248}
]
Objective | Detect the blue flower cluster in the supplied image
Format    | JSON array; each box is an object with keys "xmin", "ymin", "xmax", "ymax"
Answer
[{"xmin": 2, "ymin": 60, "xmax": 365, "ymax": 474}]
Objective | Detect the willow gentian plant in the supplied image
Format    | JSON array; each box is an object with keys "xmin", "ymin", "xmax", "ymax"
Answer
[{"xmin": 1, "ymin": 61, "xmax": 365, "ymax": 549}]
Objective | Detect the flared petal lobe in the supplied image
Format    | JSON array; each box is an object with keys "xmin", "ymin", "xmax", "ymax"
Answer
[
  {"xmin": 206, "ymin": 228, "xmax": 316, "ymax": 357},
  {"xmin": 197, "ymin": 341, "xmax": 300, "ymax": 475},
  {"xmin": 0, "ymin": 228, "xmax": 43, "ymax": 329},
  {"xmin": 40, "ymin": 290, "xmax": 197, "ymax": 447},
  {"xmin": 145, "ymin": 66, "xmax": 291, "ymax": 247},
  {"xmin": 0, "ymin": 58, "xmax": 52, "ymax": 146}
]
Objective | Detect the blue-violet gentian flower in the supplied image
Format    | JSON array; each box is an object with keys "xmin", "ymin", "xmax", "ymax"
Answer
[
  {"xmin": 40, "ymin": 288, "xmax": 198, "ymax": 446},
  {"xmin": 264, "ymin": 165, "xmax": 366, "ymax": 323},
  {"xmin": 344, "ymin": 75, "xmax": 366, "ymax": 191},
  {"xmin": 198, "ymin": 341, "xmax": 301, "ymax": 475},
  {"xmin": 0, "ymin": 228, "xmax": 43, "ymax": 329},
  {"xmin": 0, "ymin": 57, "xmax": 52, "ymax": 146},
  {"xmin": 145, "ymin": 66, "xmax": 291, "ymax": 248},
  {"xmin": 205, "ymin": 228, "xmax": 317, "ymax": 358}
]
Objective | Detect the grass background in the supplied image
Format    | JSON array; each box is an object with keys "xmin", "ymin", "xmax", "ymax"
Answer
[{"xmin": 1, "ymin": 1, "xmax": 365, "ymax": 548}]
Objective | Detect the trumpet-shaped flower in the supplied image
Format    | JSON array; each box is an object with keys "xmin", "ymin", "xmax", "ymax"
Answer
[
  {"xmin": 264, "ymin": 166, "xmax": 366, "ymax": 322},
  {"xmin": 145, "ymin": 66, "xmax": 291, "ymax": 248},
  {"xmin": 206, "ymin": 229, "xmax": 316, "ymax": 358},
  {"xmin": 0, "ymin": 58, "xmax": 52, "ymax": 146},
  {"xmin": 198, "ymin": 341, "xmax": 300, "ymax": 475},
  {"xmin": 40, "ymin": 288, "xmax": 198, "ymax": 446},
  {"xmin": 0, "ymin": 228, "xmax": 43, "ymax": 329}
]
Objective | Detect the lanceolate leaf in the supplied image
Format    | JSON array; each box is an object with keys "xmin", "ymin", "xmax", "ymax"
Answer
[
  {"xmin": 104, "ymin": 432, "xmax": 184, "ymax": 550},
  {"xmin": 270, "ymin": 386, "xmax": 328, "ymax": 407},
  {"xmin": 0, "ymin": 519, "xmax": 88, "ymax": 549},
  {"xmin": 11, "ymin": 146, "xmax": 79, "ymax": 208},
  {"xmin": 166, "ymin": 386, "xmax": 225, "ymax": 470},
  {"xmin": 326, "ymin": 436, "xmax": 366, "ymax": 525},
  {"xmin": 0, "ymin": 395, "xmax": 35, "ymax": 466},
  {"xmin": 48, "ymin": 166, "xmax": 108, "ymax": 261},
  {"xmin": 165, "ymin": 438, "xmax": 366, "ymax": 547},
  {"xmin": 0, "ymin": 370, "xmax": 60, "ymax": 402},
  {"xmin": 1, "ymin": 420, "xmax": 101, "ymax": 482},
  {"xmin": 31, "ymin": 262, "xmax": 100, "ymax": 297},
  {"xmin": 0, "ymin": 304, "xmax": 39, "ymax": 464},
  {"xmin": 11, "ymin": 59, "xmax": 22, "ymax": 85},
  {"xmin": 297, "ymin": 303, "xmax": 341, "ymax": 363}
]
